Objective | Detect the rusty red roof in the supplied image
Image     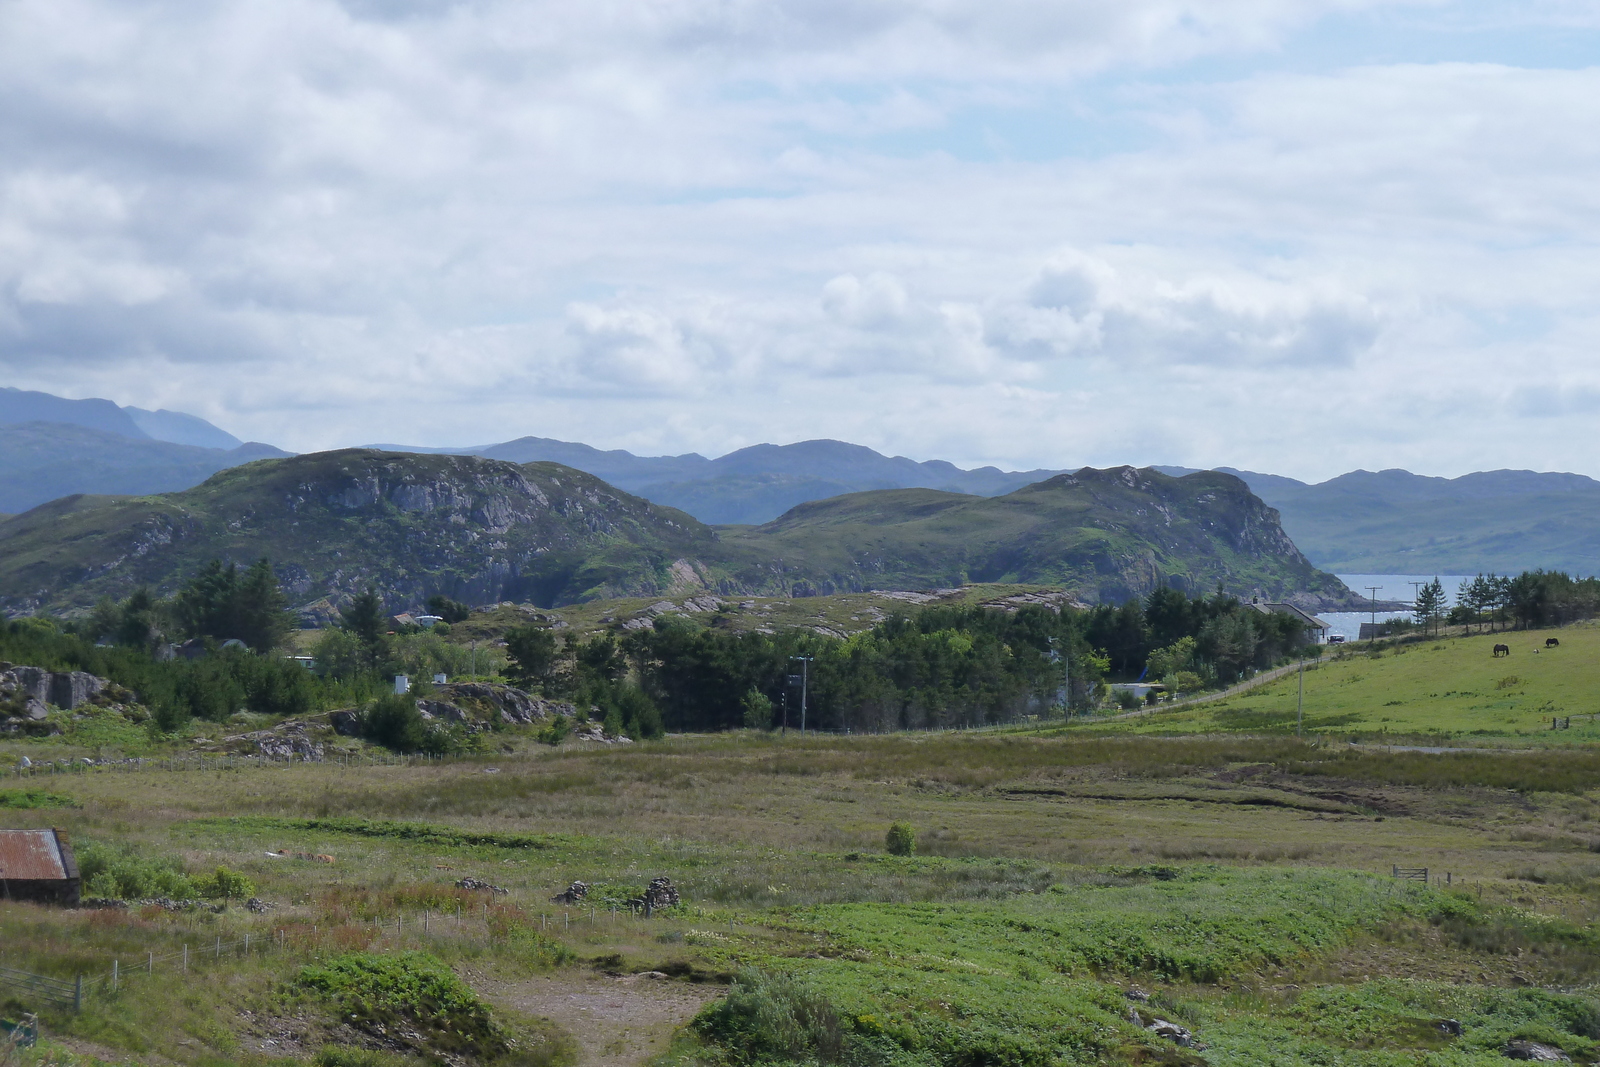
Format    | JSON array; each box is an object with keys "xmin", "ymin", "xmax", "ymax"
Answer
[{"xmin": 0, "ymin": 829, "xmax": 75, "ymax": 881}]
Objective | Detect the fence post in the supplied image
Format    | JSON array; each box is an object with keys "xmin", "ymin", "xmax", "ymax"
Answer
[
  {"xmin": 182, "ymin": 946, "xmax": 188, "ymax": 975},
  {"xmin": 112, "ymin": 959, "xmax": 118, "ymax": 992},
  {"xmin": 148, "ymin": 951, "xmax": 153, "ymax": 975},
  {"xmin": 75, "ymin": 974, "xmax": 82, "ymax": 1012}
]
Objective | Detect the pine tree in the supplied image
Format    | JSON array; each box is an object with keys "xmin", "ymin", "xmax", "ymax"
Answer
[
  {"xmin": 339, "ymin": 585, "xmax": 385, "ymax": 652},
  {"xmin": 235, "ymin": 559, "xmax": 292, "ymax": 653}
]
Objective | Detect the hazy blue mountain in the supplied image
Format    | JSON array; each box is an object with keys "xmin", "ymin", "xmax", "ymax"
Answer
[
  {"xmin": 376, "ymin": 436, "xmax": 1068, "ymax": 523},
  {"xmin": 0, "ymin": 387, "xmax": 149, "ymax": 439},
  {"xmin": 0, "ymin": 422, "xmax": 290, "ymax": 514},
  {"xmin": 126, "ymin": 406, "xmax": 242, "ymax": 449},
  {"xmin": 1208, "ymin": 466, "xmax": 1600, "ymax": 575}
]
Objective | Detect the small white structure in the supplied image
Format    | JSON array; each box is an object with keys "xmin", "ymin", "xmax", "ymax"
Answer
[
  {"xmin": 433, "ymin": 672, "xmax": 447, "ymax": 684},
  {"xmin": 394, "ymin": 674, "xmax": 410, "ymax": 695},
  {"xmin": 416, "ymin": 615, "xmax": 444, "ymax": 628}
]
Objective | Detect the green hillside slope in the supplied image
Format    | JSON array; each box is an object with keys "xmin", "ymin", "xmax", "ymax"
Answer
[
  {"xmin": 0, "ymin": 449, "xmax": 729, "ymax": 616},
  {"xmin": 0, "ymin": 452, "xmax": 1352, "ymax": 615},
  {"xmin": 719, "ymin": 465, "xmax": 1354, "ymax": 608}
]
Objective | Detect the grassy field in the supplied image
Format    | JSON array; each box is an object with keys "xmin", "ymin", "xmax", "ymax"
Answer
[
  {"xmin": 6, "ymin": 623, "xmax": 1600, "ymax": 1065},
  {"xmin": 1114, "ymin": 621, "xmax": 1600, "ymax": 738}
]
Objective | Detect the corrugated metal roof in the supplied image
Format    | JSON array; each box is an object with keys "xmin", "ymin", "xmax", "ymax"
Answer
[{"xmin": 0, "ymin": 829, "xmax": 71, "ymax": 881}]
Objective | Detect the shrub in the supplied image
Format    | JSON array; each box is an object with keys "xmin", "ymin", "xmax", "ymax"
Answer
[
  {"xmin": 885, "ymin": 822, "xmax": 915, "ymax": 856},
  {"xmin": 363, "ymin": 693, "xmax": 426, "ymax": 752},
  {"xmin": 741, "ymin": 687, "xmax": 773, "ymax": 730},
  {"xmin": 197, "ymin": 866, "xmax": 256, "ymax": 901},
  {"xmin": 77, "ymin": 843, "xmax": 195, "ymax": 900},
  {"xmin": 693, "ymin": 968, "xmax": 843, "ymax": 1064},
  {"xmin": 295, "ymin": 951, "xmax": 505, "ymax": 1058},
  {"xmin": 537, "ymin": 714, "xmax": 571, "ymax": 746}
]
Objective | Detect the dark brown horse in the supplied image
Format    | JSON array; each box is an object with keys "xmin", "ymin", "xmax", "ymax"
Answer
[
  {"xmin": 1493, "ymin": 644, "xmax": 1510, "ymax": 657},
  {"xmin": 1546, "ymin": 637, "xmax": 1560, "ymax": 648}
]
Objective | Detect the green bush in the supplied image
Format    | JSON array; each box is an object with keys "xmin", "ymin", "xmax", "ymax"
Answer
[
  {"xmin": 885, "ymin": 823, "xmax": 915, "ymax": 857},
  {"xmin": 537, "ymin": 714, "xmax": 571, "ymax": 746},
  {"xmin": 693, "ymin": 968, "xmax": 843, "ymax": 1064},
  {"xmin": 77, "ymin": 843, "xmax": 195, "ymax": 900},
  {"xmin": 741, "ymin": 687, "xmax": 773, "ymax": 730},
  {"xmin": 363, "ymin": 693, "xmax": 426, "ymax": 752},
  {"xmin": 196, "ymin": 866, "xmax": 256, "ymax": 901},
  {"xmin": 295, "ymin": 952, "xmax": 506, "ymax": 1058}
]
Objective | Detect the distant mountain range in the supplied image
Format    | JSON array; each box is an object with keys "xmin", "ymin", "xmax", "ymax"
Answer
[
  {"xmin": 1180, "ymin": 467, "xmax": 1600, "ymax": 575},
  {"xmin": 0, "ymin": 450, "xmax": 1350, "ymax": 616},
  {"xmin": 370, "ymin": 436, "xmax": 1066, "ymax": 524},
  {"xmin": 0, "ymin": 388, "xmax": 285, "ymax": 514},
  {"xmin": 5, "ymin": 388, "xmax": 1600, "ymax": 577}
]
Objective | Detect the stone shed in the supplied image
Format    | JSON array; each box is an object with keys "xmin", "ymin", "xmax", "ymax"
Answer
[{"xmin": 0, "ymin": 828, "xmax": 81, "ymax": 905}]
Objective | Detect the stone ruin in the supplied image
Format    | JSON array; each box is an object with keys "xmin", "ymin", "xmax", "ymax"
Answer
[
  {"xmin": 630, "ymin": 876, "xmax": 680, "ymax": 913},
  {"xmin": 552, "ymin": 880, "xmax": 589, "ymax": 904},
  {"xmin": 455, "ymin": 877, "xmax": 508, "ymax": 895}
]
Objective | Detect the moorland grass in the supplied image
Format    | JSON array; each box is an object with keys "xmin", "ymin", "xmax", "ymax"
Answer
[{"xmin": 7, "ymin": 710, "xmax": 1600, "ymax": 1063}]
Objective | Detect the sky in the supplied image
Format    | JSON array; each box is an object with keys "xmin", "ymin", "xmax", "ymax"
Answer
[{"xmin": 1, "ymin": 0, "xmax": 1598, "ymax": 481}]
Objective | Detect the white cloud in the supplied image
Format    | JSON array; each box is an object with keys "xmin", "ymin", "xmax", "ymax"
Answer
[{"xmin": 1, "ymin": 0, "xmax": 1599, "ymax": 481}]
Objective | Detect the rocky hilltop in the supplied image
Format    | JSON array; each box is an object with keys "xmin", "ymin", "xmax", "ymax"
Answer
[
  {"xmin": 718, "ymin": 465, "xmax": 1352, "ymax": 609},
  {"xmin": 0, "ymin": 451, "xmax": 1354, "ymax": 615},
  {"xmin": 0, "ymin": 449, "xmax": 723, "ymax": 616}
]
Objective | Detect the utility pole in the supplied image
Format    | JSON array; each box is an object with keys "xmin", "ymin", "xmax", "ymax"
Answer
[
  {"xmin": 1297, "ymin": 655, "xmax": 1305, "ymax": 737},
  {"xmin": 1365, "ymin": 586, "xmax": 1382, "ymax": 640},
  {"xmin": 789, "ymin": 654, "xmax": 812, "ymax": 734}
]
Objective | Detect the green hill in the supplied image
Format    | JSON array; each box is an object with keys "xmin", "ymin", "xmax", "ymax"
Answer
[
  {"xmin": 718, "ymin": 465, "xmax": 1352, "ymax": 608},
  {"xmin": 0, "ymin": 451, "xmax": 1353, "ymax": 615}
]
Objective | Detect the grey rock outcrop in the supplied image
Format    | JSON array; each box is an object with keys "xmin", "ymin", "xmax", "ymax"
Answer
[
  {"xmin": 1503, "ymin": 1040, "xmax": 1571, "ymax": 1062},
  {"xmin": 0, "ymin": 663, "xmax": 109, "ymax": 711},
  {"xmin": 329, "ymin": 709, "xmax": 362, "ymax": 736},
  {"xmin": 435, "ymin": 682, "xmax": 567, "ymax": 725},
  {"xmin": 416, "ymin": 699, "xmax": 468, "ymax": 723},
  {"xmin": 224, "ymin": 719, "xmax": 325, "ymax": 761}
]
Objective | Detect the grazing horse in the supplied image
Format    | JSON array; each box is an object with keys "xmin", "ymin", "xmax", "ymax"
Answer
[
  {"xmin": 1493, "ymin": 644, "xmax": 1511, "ymax": 657},
  {"xmin": 1546, "ymin": 637, "xmax": 1560, "ymax": 648}
]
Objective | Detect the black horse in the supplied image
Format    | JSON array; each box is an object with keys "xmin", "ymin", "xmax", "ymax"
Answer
[
  {"xmin": 1493, "ymin": 644, "xmax": 1510, "ymax": 657},
  {"xmin": 1546, "ymin": 637, "xmax": 1560, "ymax": 648}
]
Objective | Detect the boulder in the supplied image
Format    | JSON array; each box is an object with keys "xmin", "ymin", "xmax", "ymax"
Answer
[
  {"xmin": 0, "ymin": 664, "xmax": 109, "ymax": 711},
  {"xmin": 417, "ymin": 699, "xmax": 468, "ymax": 723},
  {"xmin": 553, "ymin": 881, "xmax": 589, "ymax": 904},
  {"xmin": 329, "ymin": 710, "xmax": 362, "ymax": 736},
  {"xmin": 1504, "ymin": 1040, "xmax": 1571, "ymax": 1062},
  {"xmin": 435, "ymin": 682, "xmax": 567, "ymax": 725}
]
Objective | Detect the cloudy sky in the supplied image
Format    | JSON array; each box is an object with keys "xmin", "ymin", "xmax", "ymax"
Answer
[{"xmin": 1, "ymin": 0, "xmax": 1597, "ymax": 481}]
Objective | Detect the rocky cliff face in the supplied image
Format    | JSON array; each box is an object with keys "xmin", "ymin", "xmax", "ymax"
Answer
[
  {"xmin": 0, "ymin": 450, "xmax": 725, "ymax": 616},
  {"xmin": 0, "ymin": 454, "xmax": 1350, "ymax": 614}
]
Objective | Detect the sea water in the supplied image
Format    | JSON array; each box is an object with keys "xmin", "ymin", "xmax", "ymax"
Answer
[{"xmin": 1319, "ymin": 573, "xmax": 1477, "ymax": 642}]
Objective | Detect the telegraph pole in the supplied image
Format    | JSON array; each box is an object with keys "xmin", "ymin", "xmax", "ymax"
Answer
[
  {"xmin": 1297, "ymin": 655, "xmax": 1305, "ymax": 737},
  {"xmin": 789, "ymin": 655, "xmax": 812, "ymax": 734},
  {"xmin": 1365, "ymin": 586, "xmax": 1382, "ymax": 640}
]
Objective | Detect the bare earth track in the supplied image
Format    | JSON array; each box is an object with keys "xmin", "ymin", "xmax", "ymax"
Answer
[{"xmin": 478, "ymin": 973, "xmax": 722, "ymax": 1067}]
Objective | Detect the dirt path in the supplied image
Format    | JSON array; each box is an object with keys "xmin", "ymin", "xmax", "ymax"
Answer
[{"xmin": 477, "ymin": 973, "xmax": 722, "ymax": 1067}]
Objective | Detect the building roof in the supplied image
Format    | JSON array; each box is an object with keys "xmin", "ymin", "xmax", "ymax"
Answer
[
  {"xmin": 0, "ymin": 829, "xmax": 76, "ymax": 881},
  {"xmin": 1261, "ymin": 602, "xmax": 1331, "ymax": 630}
]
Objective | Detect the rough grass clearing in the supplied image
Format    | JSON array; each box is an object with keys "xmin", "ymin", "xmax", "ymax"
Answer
[{"xmin": 5, "ymin": 687, "xmax": 1600, "ymax": 1062}]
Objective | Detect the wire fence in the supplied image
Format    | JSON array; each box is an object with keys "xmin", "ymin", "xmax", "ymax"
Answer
[{"xmin": 3, "ymin": 896, "xmax": 665, "ymax": 1019}]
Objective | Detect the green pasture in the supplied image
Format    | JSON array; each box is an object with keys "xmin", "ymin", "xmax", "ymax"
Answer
[{"xmin": 1119, "ymin": 623, "xmax": 1600, "ymax": 738}]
